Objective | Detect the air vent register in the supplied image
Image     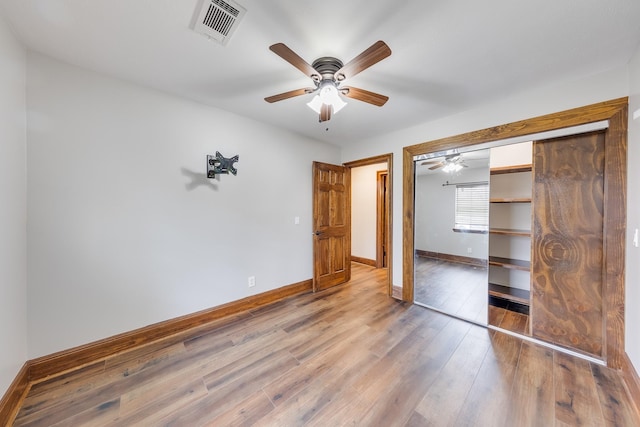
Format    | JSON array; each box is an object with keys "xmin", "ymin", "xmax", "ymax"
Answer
[{"xmin": 192, "ymin": 0, "xmax": 246, "ymax": 45}]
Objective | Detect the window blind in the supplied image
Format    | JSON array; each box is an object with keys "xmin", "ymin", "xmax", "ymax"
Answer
[{"xmin": 454, "ymin": 184, "xmax": 489, "ymax": 230}]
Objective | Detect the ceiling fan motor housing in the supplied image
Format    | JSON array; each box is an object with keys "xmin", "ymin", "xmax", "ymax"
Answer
[{"xmin": 311, "ymin": 57, "xmax": 343, "ymax": 83}]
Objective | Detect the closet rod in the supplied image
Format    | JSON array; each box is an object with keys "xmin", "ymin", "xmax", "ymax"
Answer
[{"xmin": 442, "ymin": 180, "xmax": 488, "ymax": 187}]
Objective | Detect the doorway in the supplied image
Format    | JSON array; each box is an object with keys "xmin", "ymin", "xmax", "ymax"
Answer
[{"xmin": 344, "ymin": 154, "xmax": 393, "ymax": 296}]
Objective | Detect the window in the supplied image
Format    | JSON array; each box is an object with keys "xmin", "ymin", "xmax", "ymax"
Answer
[{"xmin": 454, "ymin": 184, "xmax": 489, "ymax": 232}]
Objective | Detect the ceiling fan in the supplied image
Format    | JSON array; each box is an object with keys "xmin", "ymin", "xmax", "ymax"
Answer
[
  {"xmin": 264, "ymin": 41, "xmax": 391, "ymax": 122},
  {"xmin": 421, "ymin": 154, "xmax": 468, "ymax": 172}
]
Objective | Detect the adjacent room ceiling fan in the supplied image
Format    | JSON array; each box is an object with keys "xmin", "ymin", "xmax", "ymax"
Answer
[
  {"xmin": 264, "ymin": 41, "xmax": 392, "ymax": 122},
  {"xmin": 421, "ymin": 154, "xmax": 468, "ymax": 172}
]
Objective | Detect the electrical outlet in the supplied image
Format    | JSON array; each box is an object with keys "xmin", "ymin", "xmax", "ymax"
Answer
[
  {"xmin": 467, "ymin": 247, "xmax": 472, "ymax": 254},
  {"xmin": 248, "ymin": 276, "xmax": 255, "ymax": 288}
]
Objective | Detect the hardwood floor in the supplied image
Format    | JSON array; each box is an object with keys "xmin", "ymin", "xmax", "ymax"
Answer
[
  {"xmin": 489, "ymin": 305, "xmax": 530, "ymax": 336},
  {"xmin": 414, "ymin": 257, "xmax": 488, "ymax": 325},
  {"xmin": 415, "ymin": 257, "xmax": 532, "ymax": 336},
  {"xmin": 12, "ymin": 263, "xmax": 639, "ymax": 426}
]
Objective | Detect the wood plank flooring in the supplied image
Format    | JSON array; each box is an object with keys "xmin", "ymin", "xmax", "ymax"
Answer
[
  {"xmin": 414, "ymin": 256, "xmax": 488, "ymax": 325},
  {"xmin": 12, "ymin": 263, "xmax": 639, "ymax": 426},
  {"xmin": 490, "ymin": 305, "xmax": 530, "ymax": 336},
  {"xmin": 415, "ymin": 257, "xmax": 531, "ymax": 336}
]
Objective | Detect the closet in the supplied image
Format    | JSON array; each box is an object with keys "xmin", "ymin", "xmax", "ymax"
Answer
[
  {"xmin": 404, "ymin": 97, "xmax": 628, "ymax": 367},
  {"xmin": 488, "ymin": 142, "xmax": 533, "ymax": 326},
  {"xmin": 486, "ymin": 133, "xmax": 608, "ymax": 359}
]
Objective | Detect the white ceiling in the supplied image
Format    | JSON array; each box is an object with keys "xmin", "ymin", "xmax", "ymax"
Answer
[{"xmin": 2, "ymin": 0, "xmax": 640, "ymax": 146}]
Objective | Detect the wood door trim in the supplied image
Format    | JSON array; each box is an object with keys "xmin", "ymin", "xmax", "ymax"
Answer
[
  {"xmin": 603, "ymin": 105, "xmax": 628, "ymax": 368},
  {"xmin": 403, "ymin": 147, "xmax": 416, "ymax": 303},
  {"xmin": 344, "ymin": 154, "xmax": 391, "ymax": 168},
  {"xmin": 344, "ymin": 153, "xmax": 393, "ymax": 296},
  {"xmin": 404, "ymin": 97, "xmax": 627, "ymax": 156},
  {"xmin": 402, "ymin": 97, "xmax": 628, "ymax": 369},
  {"xmin": 376, "ymin": 171, "xmax": 389, "ymax": 268}
]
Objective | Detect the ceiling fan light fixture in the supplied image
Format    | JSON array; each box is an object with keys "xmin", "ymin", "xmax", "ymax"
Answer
[
  {"xmin": 329, "ymin": 91, "xmax": 347, "ymax": 114},
  {"xmin": 306, "ymin": 94, "xmax": 323, "ymax": 114},
  {"xmin": 267, "ymin": 41, "xmax": 391, "ymax": 122},
  {"xmin": 443, "ymin": 162, "xmax": 463, "ymax": 173},
  {"xmin": 306, "ymin": 82, "xmax": 347, "ymax": 115}
]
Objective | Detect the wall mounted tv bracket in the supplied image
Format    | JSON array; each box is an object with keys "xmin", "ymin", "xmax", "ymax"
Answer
[{"xmin": 207, "ymin": 151, "xmax": 239, "ymax": 178}]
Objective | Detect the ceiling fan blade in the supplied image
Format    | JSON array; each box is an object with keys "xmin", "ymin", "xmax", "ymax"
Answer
[
  {"xmin": 264, "ymin": 88, "xmax": 315, "ymax": 103},
  {"xmin": 334, "ymin": 41, "xmax": 391, "ymax": 81},
  {"xmin": 319, "ymin": 104, "xmax": 332, "ymax": 122},
  {"xmin": 269, "ymin": 43, "xmax": 321, "ymax": 81},
  {"xmin": 341, "ymin": 86, "xmax": 389, "ymax": 107},
  {"xmin": 429, "ymin": 163, "xmax": 445, "ymax": 170}
]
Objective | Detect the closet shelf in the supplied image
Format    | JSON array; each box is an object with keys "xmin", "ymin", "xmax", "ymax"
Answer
[
  {"xmin": 489, "ymin": 164, "xmax": 532, "ymax": 175},
  {"xmin": 489, "ymin": 283, "xmax": 530, "ymax": 306},
  {"xmin": 490, "ymin": 197, "xmax": 531, "ymax": 203},
  {"xmin": 489, "ymin": 228, "xmax": 531, "ymax": 237},
  {"xmin": 488, "ymin": 256, "xmax": 530, "ymax": 271}
]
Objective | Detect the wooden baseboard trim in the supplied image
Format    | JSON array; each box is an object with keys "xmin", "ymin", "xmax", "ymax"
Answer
[
  {"xmin": 622, "ymin": 352, "xmax": 640, "ymax": 419},
  {"xmin": 351, "ymin": 256, "xmax": 377, "ymax": 267},
  {"xmin": 27, "ymin": 279, "xmax": 313, "ymax": 382},
  {"xmin": 415, "ymin": 249, "xmax": 487, "ymax": 267},
  {"xmin": 2, "ymin": 279, "xmax": 313, "ymax": 423},
  {"xmin": 0, "ymin": 362, "xmax": 30, "ymax": 426},
  {"xmin": 392, "ymin": 286, "xmax": 403, "ymax": 300}
]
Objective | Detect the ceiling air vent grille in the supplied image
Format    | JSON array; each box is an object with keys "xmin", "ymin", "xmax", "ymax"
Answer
[{"xmin": 192, "ymin": 0, "xmax": 246, "ymax": 45}]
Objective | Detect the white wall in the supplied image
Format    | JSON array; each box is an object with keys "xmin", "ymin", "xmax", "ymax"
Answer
[
  {"xmin": 626, "ymin": 44, "xmax": 640, "ymax": 373},
  {"xmin": 0, "ymin": 15, "xmax": 28, "ymax": 395},
  {"xmin": 26, "ymin": 53, "xmax": 339, "ymax": 358},
  {"xmin": 351, "ymin": 163, "xmax": 386, "ymax": 261},
  {"xmin": 415, "ymin": 167, "xmax": 489, "ymax": 259},
  {"xmin": 341, "ymin": 66, "xmax": 629, "ymax": 292},
  {"xmin": 489, "ymin": 141, "xmax": 532, "ymax": 168}
]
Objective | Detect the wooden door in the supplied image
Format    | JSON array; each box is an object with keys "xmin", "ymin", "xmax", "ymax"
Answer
[
  {"xmin": 531, "ymin": 130, "xmax": 606, "ymax": 358},
  {"xmin": 312, "ymin": 161, "xmax": 351, "ymax": 292}
]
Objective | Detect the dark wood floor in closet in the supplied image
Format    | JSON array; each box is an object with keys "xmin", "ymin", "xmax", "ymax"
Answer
[{"xmin": 12, "ymin": 263, "xmax": 639, "ymax": 426}]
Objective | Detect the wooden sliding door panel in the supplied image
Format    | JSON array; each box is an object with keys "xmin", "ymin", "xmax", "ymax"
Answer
[
  {"xmin": 313, "ymin": 162, "xmax": 351, "ymax": 292},
  {"xmin": 531, "ymin": 131, "xmax": 605, "ymax": 357}
]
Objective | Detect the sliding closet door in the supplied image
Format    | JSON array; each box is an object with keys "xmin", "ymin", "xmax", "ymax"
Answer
[{"xmin": 531, "ymin": 130, "xmax": 605, "ymax": 358}]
